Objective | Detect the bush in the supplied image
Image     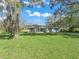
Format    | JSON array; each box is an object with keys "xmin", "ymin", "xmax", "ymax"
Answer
[
  {"xmin": 60, "ymin": 28, "xmax": 69, "ymax": 32},
  {"xmin": 20, "ymin": 32, "xmax": 59, "ymax": 36}
]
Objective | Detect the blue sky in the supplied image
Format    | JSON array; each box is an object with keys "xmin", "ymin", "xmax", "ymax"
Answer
[
  {"xmin": 0, "ymin": 0, "xmax": 62, "ymax": 25},
  {"xmin": 20, "ymin": 0, "xmax": 61, "ymax": 25},
  {"xmin": 20, "ymin": 0, "xmax": 62, "ymax": 25}
]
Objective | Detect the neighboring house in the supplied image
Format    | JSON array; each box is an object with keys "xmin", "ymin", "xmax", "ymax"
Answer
[
  {"xmin": 21, "ymin": 24, "xmax": 61, "ymax": 33},
  {"xmin": 27, "ymin": 25, "xmax": 48, "ymax": 33},
  {"xmin": 21, "ymin": 24, "xmax": 53, "ymax": 33}
]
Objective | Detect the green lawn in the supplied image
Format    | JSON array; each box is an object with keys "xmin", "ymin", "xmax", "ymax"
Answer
[{"xmin": 0, "ymin": 34, "xmax": 79, "ymax": 59}]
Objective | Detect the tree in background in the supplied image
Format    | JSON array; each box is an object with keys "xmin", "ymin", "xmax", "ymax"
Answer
[
  {"xmin": 1, "ymin": 0, "xmax": 79, "ymax": 36},
  {"xmin": 48, "ymin": 0, "xmax": 79, "ymax": 32}
]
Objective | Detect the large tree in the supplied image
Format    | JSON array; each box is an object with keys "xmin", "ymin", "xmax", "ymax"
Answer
[
  {"xmin": 49, "ymin": 0, "xmax": 79, "ymax": 32},
  {"xmin": 2, "ymin": 0, "xmax": 43, "ymax": 38},
  {"xmin": 2, "ymin": 0, "xmax": 21, "ymax": 38},
  {"xmin": 0, "ymin": 0, "xmax": 26, "ymax": 37}
]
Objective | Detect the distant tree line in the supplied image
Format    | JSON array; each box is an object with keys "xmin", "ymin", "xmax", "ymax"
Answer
[
  {"xmin": 47, "ymin": 0, "xmax": 79, "ymax": 32},
  {"xmin": 0, "ymin": 0, "xmax": 79, "ymax": 38}
]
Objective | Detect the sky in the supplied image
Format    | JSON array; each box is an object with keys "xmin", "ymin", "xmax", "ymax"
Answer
[
  {"xmin": 20, "ymin": 0, "xmax": 62, "ymax": 25},
  {"xmin": 0, "ymin": 0, "xmax": 62, "ymax": 25}
]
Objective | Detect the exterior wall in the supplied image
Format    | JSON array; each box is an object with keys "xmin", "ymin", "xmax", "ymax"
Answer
[{"xmin": 21, "ymin": 25, "xmax": 54, "ymax": 33}]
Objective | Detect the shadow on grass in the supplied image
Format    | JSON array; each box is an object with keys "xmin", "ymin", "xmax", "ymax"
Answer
[
  {"xmin": 0, "ymin": 34, "xmax": 13, "ymax": 40},
  {"xmin": 20, "ymin": 32, "xmax": 58, "ymax": 36},
  {"xmin": 1, "ymin": 32, "xmax": 79, "ymax": 40},
  {"xmin": 62, "ymin": 33, "xmax": 79, "ymax": 38},
  {"xmin": 20, "ymin": 32, "xmax": 79, "ymax": 38}
]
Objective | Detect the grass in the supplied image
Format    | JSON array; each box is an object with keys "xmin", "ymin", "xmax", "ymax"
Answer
[{"xmin": 0, "ymin": 34, "xmax": 79, "ymax": 59}]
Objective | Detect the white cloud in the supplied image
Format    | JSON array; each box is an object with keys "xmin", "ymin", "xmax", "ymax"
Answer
[
  {"xmin": 36, "ymin": 5, "xmax": 41, "ymax": 8},
  {"xmin": 29, "ymin": 14, "xmax": 33, "ymax": 16},
  {"xmin": 28, "ymin": 11, "xmax": 51, "ymax": 17},
  {"xmin": 42, "ymin": 13, "xmax": 51, "ymax": 17},
  {"xmin": 33, "ymin": 12, "xmax": 41, "ymax": 16},
  {"xmin": 29, "ymin": 12, "xmax": 41, "ymax": 17},
  {"xmin": 25, "ymin": 10, "xmax": 31, "ymax": 13},
  {"xmin": 23, "ymin": 1, "xmax": 30, "ymax": 5}
]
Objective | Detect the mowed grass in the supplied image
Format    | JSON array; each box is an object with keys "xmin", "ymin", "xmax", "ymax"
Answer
[{"xmin": 0, "ymin": 34, "xmax": 79, "ymax": 59}]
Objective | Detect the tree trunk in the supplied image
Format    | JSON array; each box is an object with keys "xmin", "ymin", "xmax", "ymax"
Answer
[{"xmin": 13, "ymin": 14, "xmax": 19, "ymax": 38}]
